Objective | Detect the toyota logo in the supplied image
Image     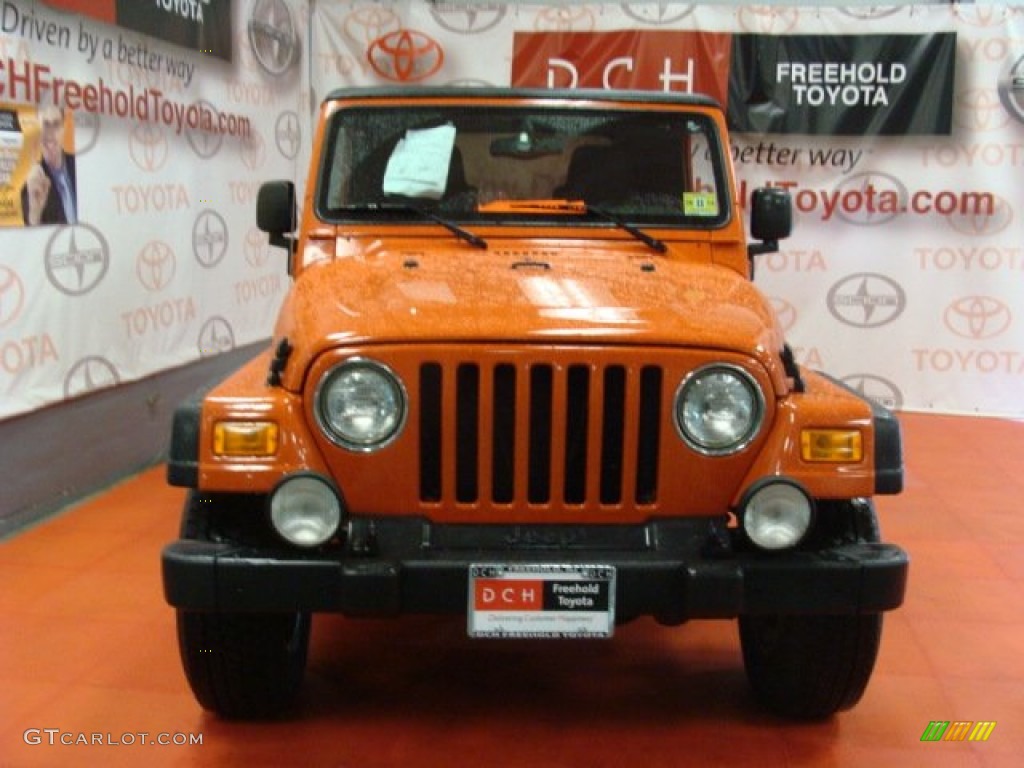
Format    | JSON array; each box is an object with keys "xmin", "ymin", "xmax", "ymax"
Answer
[
  {"xmin": 129, "ymin": 122, "xmax": 168, "ymax": 173},
  {"xmin": 957, "ymin": 88, "xmax": 1011, "ymax": 132},
  {"xmin": 429, "ymin": 3, "xmax": 507, "ymax": 34},
  {"xmin": 44, "ymin": 224, "xmax": 110, "ymax": 297},
  {"xmin": 343, "ymin": 6, "xmax": 401, "ymax": 46},
  {"xmin": 943, "ymin": 296, "xmax": 1012, "ymax": 340},
  {"xmin": 954, "ymin": 4, "xmax": 1014, "ymax": 27},
  {"xmin": 244, "ymin": 228, "xmax": 270, "ymax": 269},
  {"xmin": 240, "ymin": 130, "xmax": 267, "ymax": 171},
  {"xmin": 275, "ymin": 111, "xmax": 301, "ymax": 160},
  {"xmin": 841, "ymin": 374, "xmax": 904, "ymax": 411},
  {"xmin": 0, "ymin": 265, "xmax": 25, "ymax": 328},
  {"xmin": 769, "ymin": 296, "xmax": 798, "ymax": 333},
  {"xmin": 64, "ymin": 356, "xmax": 120, "ymax": 399},
  {"xmin": 186, "ymin": 100, "xmax": 224, "ymax": 158},
  {"xmin": 945, "ymin": 193, "xmax": 1012, "ymax": 237},
  {"xmin": 136, "ymin": 241, "xmax": 176, "ymax": 292},
  {"xmin": 827, "ymin": 273, "xmax": 906, "ymax": 328},
  {"xmin": 198, "ymin": 316, "xmax": 236, "ymax": 357},
  {"xmin": 621, "ymin": 3, "xmax": 696, "ymax": 26},
  {"xmin": 368, "ymin": 29, "xmax": 445, "ymax": 82},
  {"xmin": 533, "ymin": 6, "xmax": 595, "ymax": 32},
  {"xmin": 737, "ymin": 6, "xmax": 800, "ymax": 35},
  {"xmin": 193, "ymin": 210, "xmax": 229, "ymax": 269},
  {"xmin": 248, "ymin": 0, "xmax": 299, "ymax": 76}
]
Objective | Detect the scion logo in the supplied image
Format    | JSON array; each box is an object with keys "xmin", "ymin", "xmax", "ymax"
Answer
[
  {"xmin": 429, "ymin": 3, "xmax": 507, "ymax": 34},
  {"xmin": 827, "ymin": 273, "xmax": 906, "ymax": 328},
  {"xmin": 533, "ymin": 6, "xmax": 595, "ymax": 32},
  {"xmin": 838, "ymin": 7, "xmax": 903, "ymax": 20},
  {"xmin": 957, "ymin": 89, "xmax": 1010, "ymax": 132},
  {"xmin": 835, "ymin": 171, "xmax": 908, "ymax": 226},
  {"xmin": 945, "ymin": 193, "xmax": 1012, "ymax": 237},
  {"xmin": 943, "ymin": 296, "xmax": 1012, "ymax": 340},
  {"xmin": 244, "ymin": 228, "xmax": 270, "ymax": 269},
  {"xmin": 769, "ymin": 296, "xmax": 798, "ymax": 333},
  {"xmin": 737, "ymin": 6, "xmax": 799, "ymax": 35},
  {"xmin": 368, "ymin": 29, "xmax": 445, "ymax": 82},
  {"xmin": 63, "ymin": 356, "xmax": 120, "ymax": 399},
  {"xmin": 621, "ymin": 3, "xmax": 695, "ymax": 26},
  {"xmin": 186, "ymin": 100, "xmax": 224, "ymax": 158},
  {"xmin": 240, "ymin": 130, "xmax": 267, "ymax": 171},
  {"xmin": 841, "ymin": 374, "xmax": 904, "ymax": 411},
  {"xmin": 129, "ymin": 122, "xmax": 168, "ymax": 173},
  {"xmin": 198, "ymin": 316, "xmax": 236, "ymax": 357},
  {"xmin": 0, "ymin": 265, "xmax": 25, "ymax": 328},
  {"xmin": 343, "ymin": 6, "xmax": 401, "ymax": 46},
  {"xmin": 275, "ymin": 111, "xmax": 301, "ymax": 160},
  {"xmin": 997, "ymin": 52, "xmax": 1024, "ymax": 126},
  {"xmin": 44, "ymin": 225, "xmax": 110, "ymax": 297},
  {"xmin": 249, "ymin": 0, "xmax": 299, "ymax": 76},
  {"xmin": 72, "ymin": 110, "xmax": 100, "ymax": 155},
  {"xmin": 136, "ymin": 241, "xmax": 176, "ymax": 292},
  {"xmin": 193, "ymin": 210, "xmax": 229, "ymax": 269}
]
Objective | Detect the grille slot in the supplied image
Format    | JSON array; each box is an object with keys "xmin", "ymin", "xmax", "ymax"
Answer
[{"xmin": 419, "ymin": 360, "xmax": 661, "ymax": 509}]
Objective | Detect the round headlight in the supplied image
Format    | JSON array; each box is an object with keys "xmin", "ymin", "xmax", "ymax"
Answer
[
  {"xmin": 741, "ymin": 480, "xmax": 813, "ymax": 551},
  {"xmin": 269, "ymin": 474, "xmax": 342, "ymax": 548},
  {"xmin": 316, "ymin": 359, "xmax": 406, "ymax": 451},
  {"xmin": 676, "ymin": 365, "xmax": 763, "ymax": 455}
]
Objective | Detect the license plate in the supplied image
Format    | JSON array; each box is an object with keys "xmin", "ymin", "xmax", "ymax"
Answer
[{"xmin": 468, "ymin": 564, "xmax": 616, "ymax": 638}]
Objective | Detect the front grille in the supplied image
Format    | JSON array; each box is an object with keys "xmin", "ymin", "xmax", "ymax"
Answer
[{"xmin": 419, "ymin": 360, "xmax": 662, "ymax": 508}]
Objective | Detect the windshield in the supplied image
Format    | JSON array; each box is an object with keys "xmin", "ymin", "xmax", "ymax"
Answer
[{"xmin": 317, "ymin": 102, "xmax": 730, "ymax": 229}]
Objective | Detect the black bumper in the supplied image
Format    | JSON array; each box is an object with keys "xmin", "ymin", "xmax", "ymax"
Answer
[{"xmin": 162, "ymin": 521, "xmax": 908, "ymax": 620}]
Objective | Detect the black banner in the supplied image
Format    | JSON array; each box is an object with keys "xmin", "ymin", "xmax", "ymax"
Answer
[
  {"xmin": 727, "ymin": 33, "xmax": 955, "ymax": 136},
  {"xmin": 115, "ymin": 0, "xmax": 232, "ymax": 62}
]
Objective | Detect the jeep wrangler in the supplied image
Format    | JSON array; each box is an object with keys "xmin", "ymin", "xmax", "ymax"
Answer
[{"xmin": 162, "ymin": 88, "xmax": 907, "ymax": 720}]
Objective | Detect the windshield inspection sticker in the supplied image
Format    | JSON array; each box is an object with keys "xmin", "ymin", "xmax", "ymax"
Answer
[
  {"xmin": 683, "ymin": 192, "xmax": 718, "ymax": 216},
  {"xmin": 468, "ymin": 564, "xmax": 616, "ymax": 638},
  {"xmin": 382, "ymin": 123, "xmax": 456, "ymax": 200}
]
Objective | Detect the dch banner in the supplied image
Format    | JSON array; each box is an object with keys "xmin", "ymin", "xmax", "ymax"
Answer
[
  {"xmin": 308, "ymin": 2, "xmax": 1024, "ymax": 419},
  {"xmin": 0, "ymin": 0, "xmax": 306, "ymax": 421}
]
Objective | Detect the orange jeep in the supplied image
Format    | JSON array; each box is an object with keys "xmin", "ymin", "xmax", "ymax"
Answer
[{"xmin": 162, "ymin": 88, "xmax": 907, "ymax": 720}]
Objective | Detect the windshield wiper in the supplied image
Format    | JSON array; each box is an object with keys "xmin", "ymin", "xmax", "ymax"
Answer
[
  {"xmin": 344, "ymin": 201, "xmax": 487, "ymax": 250},
  {"xmin": 585, "ymin": 204, "xmax": 667, "ymax": 254}
]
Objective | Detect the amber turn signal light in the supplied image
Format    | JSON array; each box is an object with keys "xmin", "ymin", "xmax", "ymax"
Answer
[
  {"xmin": 213, "ymin": 421, "xmax": 279, "ymax": 457},
  {"xmin": 801, "ymin": 429, "xmax": 862, "ymax": 462}
]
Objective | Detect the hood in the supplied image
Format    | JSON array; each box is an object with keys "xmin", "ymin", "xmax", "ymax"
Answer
[{"xmin": 276, "ymin": 239, "xmax": 784, "ymax": 386}]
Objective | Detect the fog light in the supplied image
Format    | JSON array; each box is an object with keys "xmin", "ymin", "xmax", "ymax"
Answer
[
  {"xmin": 741, "ymin": 480, "xmax": 813, "ymax": 551},
  {"xmin": 269, "ymin": 474, "xmax": 342, "ymax": 548},
  {"xmin": 801, "ymin": 429, "xmax": 862, "ymax": 462}
]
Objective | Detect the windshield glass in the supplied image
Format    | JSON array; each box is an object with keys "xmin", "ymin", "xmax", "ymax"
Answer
[{"xmin": 317, "ymin": 102, "xmax": 730, "ymax": 229}]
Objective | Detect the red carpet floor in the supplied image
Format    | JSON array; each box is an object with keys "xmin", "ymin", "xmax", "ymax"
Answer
[{"xmin": 1, "ymin": 412, "xmax": 1022, "ymax": 767}]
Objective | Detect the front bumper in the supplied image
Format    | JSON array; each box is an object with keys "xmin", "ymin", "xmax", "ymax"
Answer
[{"xmin": 162, "ymin": 518, "xmax": 908, "ymax": 620}]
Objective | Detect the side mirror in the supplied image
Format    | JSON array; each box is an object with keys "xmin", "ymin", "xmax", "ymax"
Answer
[
  {"xmin": 257, "ymin": 180, "xmax": 296, "ymax": 253},
  {"xmin": 748, "ymin": 187, "xmax": 792, "ymax": 266}
]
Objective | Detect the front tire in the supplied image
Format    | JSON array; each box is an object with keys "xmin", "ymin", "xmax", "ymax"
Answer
[
  {"xmin": 739, "ymin": 499, "xmax": 884, "ymax": 719},
  {"xmin": 174, "ymin": 491, "xmax": 311, "ymax": 719},
  {"xmin": 177, "ymin": 609, "xmax": 310, "ymax": 719}
]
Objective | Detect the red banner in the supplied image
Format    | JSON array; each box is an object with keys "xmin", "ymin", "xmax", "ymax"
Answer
[{"xmin": 511, "ymin": 30, "xmax": 732, "ymax": 105}]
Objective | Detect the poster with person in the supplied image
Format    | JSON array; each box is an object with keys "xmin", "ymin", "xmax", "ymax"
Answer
[{"xmin": 0, "ymin": 102, "xmax": 77, "ymax": 227}]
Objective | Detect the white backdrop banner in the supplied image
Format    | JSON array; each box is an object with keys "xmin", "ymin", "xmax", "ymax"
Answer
[
  {"xmin": 308, "ymin": 2, "xmax": 1024, "ymax": 418},
  {"xmin": 3, "ymin": 2, "xmax": 1023, "ymax": 421},
  {"xmin": 0, "ymin": 0, "xmax": 306, "ymax": 421}
]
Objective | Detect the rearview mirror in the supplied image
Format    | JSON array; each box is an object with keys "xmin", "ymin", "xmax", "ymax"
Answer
[{"xmin": 748, "ymin": 187, "xmax": 792, "ymax": 273}]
